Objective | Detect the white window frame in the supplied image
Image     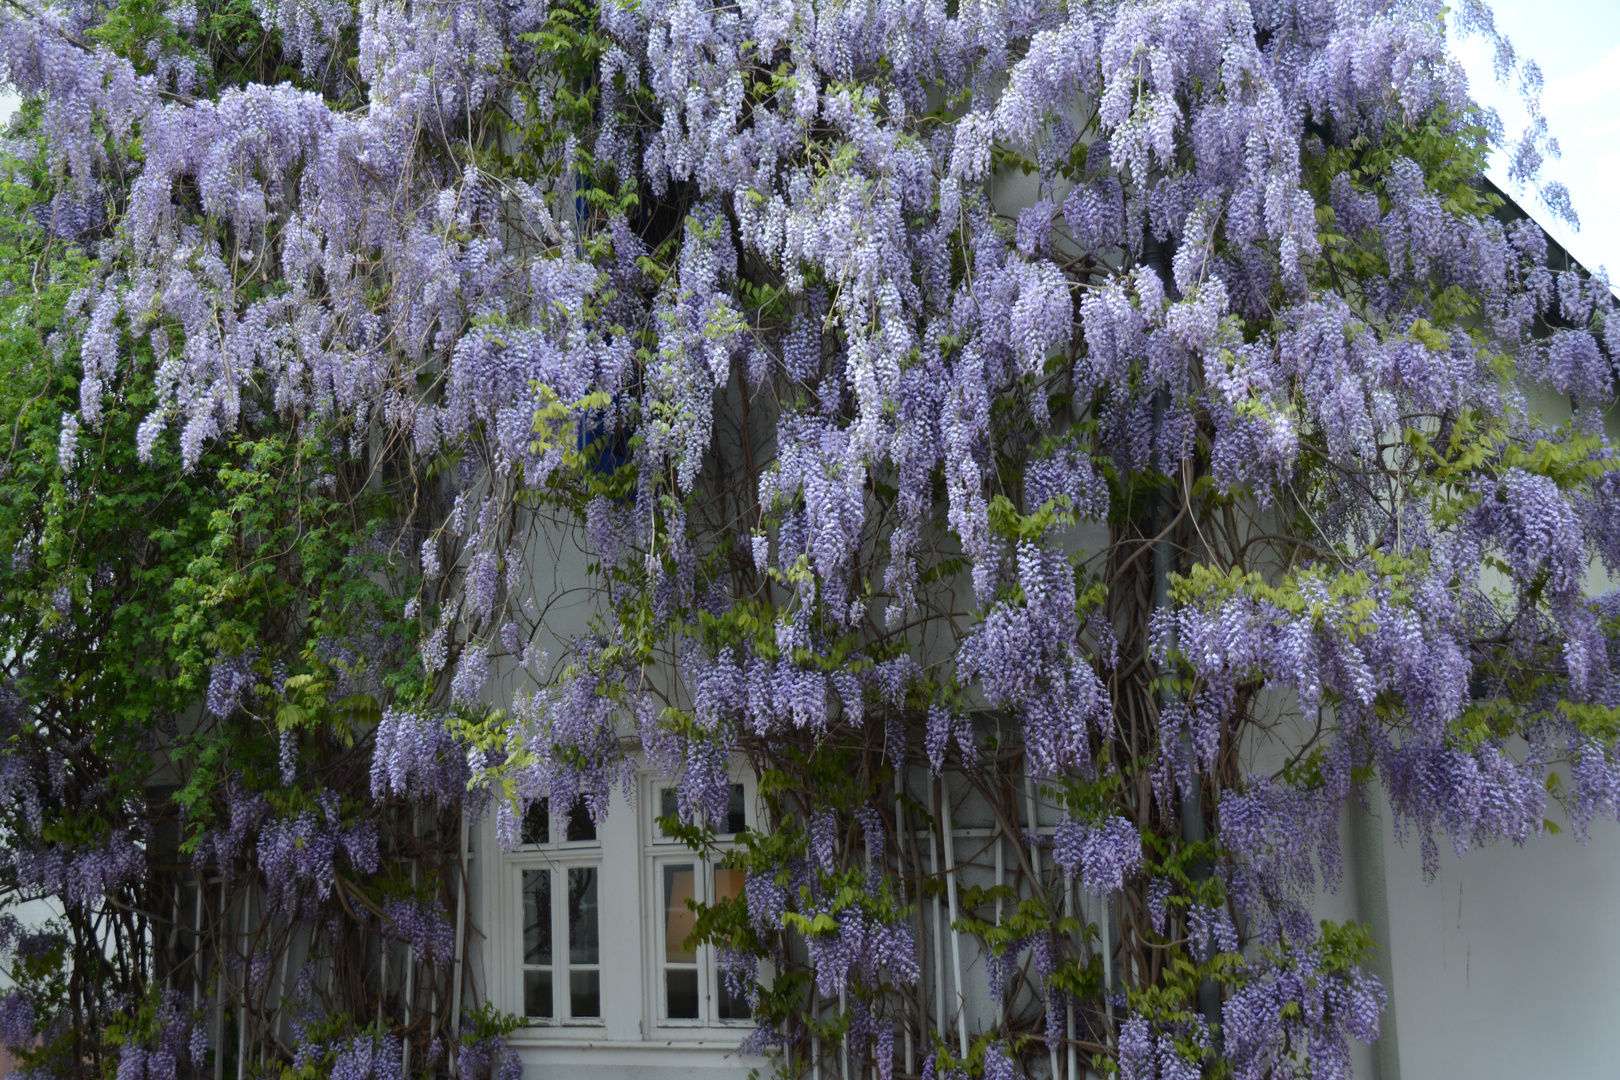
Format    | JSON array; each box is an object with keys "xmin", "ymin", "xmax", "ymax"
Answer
[
  {"xmin": 643, "ymin": 768, "xmax": 759, "ymax": 1031},
  {"xmin": 509, "ymin": 799, "xmax": 606, "ymax": 1028}
]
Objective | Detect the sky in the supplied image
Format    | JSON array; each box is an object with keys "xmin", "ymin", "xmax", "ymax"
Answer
[{"xmin": 1451, "ymin": 0, "xmax": 1620, "ymax": 279}]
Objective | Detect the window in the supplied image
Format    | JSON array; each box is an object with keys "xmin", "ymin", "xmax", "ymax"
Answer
[
  {"xmin": 521, "ymin": 797, "xmax": 598, "ymax": 845},
  {"xmin": 516, "ymin": 799, "xmax": 602, "ymax": 1024},
  {"xmin": 650, "ymin": 782, "xmax": 753, "ymax": 1025},
  {"xmin": 657, "ymin": 784, "xmax": 748, "ymax": 838}
]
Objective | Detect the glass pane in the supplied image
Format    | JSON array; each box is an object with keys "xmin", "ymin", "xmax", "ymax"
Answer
[
  {"xmin": 565, "ymin": 798, "xmax": 596, "ymax": 843},
  {"xmin": 568, "ymin": 867, "xmax": 599, "ymax": 965},
  {"xmin": 570, "ymin": 968, "xmax": 601, "ymax": 1018},
  {"xmin": 666, "ymin": 967, "xmax": 699, "ymax": 1019},
  {"xmin": 714, "ymin": 864, "xmax": 745, "ymax": 905},
  {"xmin": 660, "ymin": 786, "xmax": 678, "ymax": 823},
  {"xmin": 522, "ymin": 870, "xmax": 551, "ymax": 965},
  {"xmin": 521, "ymin": 799, "xmax": 549, "ymax": 845},
  {"xmin": 663, "ymin": 864, "xmax": 697, "ymax": 963},
  {"xmin": 718, "ymin": 974, "xmax": 751, "ymax": 1020},
  {"xmin": 524, "ymin": 968, "xmax": 553, "ymax": 1018},
  {"xmin": 726, "ymin": 784, "xmax": 747, "ymax": 834}
]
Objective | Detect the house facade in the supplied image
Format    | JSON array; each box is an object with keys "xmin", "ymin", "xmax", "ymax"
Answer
[{"xmin": 451, "ymin": 180, "xmax": 1620, "ymax": 1080}]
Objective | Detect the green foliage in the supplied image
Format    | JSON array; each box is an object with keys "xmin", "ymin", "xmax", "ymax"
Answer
[
  {"xmin": 0, "ymin": 108, "xmax": 431, "ymax": 1075},
  {"xmin": 0, "ymin": 146, "xmax": 214, "ymax": 835},
  {"xmin": 459, "ymin": 1002, "xmax": 528, "ymax": 1041}
]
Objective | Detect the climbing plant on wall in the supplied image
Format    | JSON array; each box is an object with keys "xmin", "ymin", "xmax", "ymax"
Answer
[
  {"xmin": 0, "ymin": 0, "xmax": 1616, "ymax": 1077},
  {"xmin": 0, "ymin": 104, "xmax": 486, "ymax": 1077}
]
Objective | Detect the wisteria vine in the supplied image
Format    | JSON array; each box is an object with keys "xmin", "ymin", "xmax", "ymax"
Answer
[{"xmin": 1, "ymin": 0, "xmax": 1617, "ymax": 1076}]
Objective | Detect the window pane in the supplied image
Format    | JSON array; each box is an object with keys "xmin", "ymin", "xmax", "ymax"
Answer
[
  {"xmin": 660, "ymin": 786, "xmax": 678, "ymax": 822},
  {"xmin": 568, "ymin": 867, "xmax": 599, "ymax": 965},
  {"xmin": 726, "ymin": 783, "xmax": 747, "ymax": 834},
  {"xmin": 717, "ymin": 974, "xmax": 751, "ymax": 1020},
  {"xmin": 663, "ymin": 864, "xmax": 696, "ymax": 963},
  {"xmin": 570, "ymin": 968, "xmax": 601, "ymax": 1018},
  {"xmin": 713, "ymin": 864, "xmax": 748, "ymax": 1017},
  {"xmin": 665, "ymin": 967, "xmax": 699, "ymax": 1019},
  {"xmin": 565, "ymin": 798, "xmax": 596, "ymax": 843},
  {"xmin": 714, "ymin": 865, "xmax": 745, "ymax": 905},
  {"xmin": 521, "ymin": 799, "xmax": 549, "ymax": 845},
  {"xmin": 522, "ymin": 870, "xmax": 551, "ymax": 965},
  {"xmin": 524, "ymin": 968, "xmax": 553, "ymax": 1019}
]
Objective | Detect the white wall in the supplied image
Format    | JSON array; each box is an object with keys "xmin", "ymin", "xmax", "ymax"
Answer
[{"xmin": 1379, "ymin": 809, "xmax": 1620, "ymax": 1080}]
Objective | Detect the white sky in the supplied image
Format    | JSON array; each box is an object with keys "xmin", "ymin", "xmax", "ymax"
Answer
[{"xmin": 1450, "ymin": 0, "xmax": 1620, "ymax": 278}]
